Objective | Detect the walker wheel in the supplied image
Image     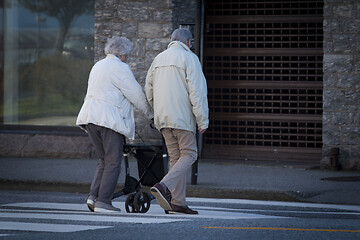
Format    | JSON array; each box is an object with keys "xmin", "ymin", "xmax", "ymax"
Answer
[
  {"xmin": 133, "ymin": 191, "xmax": 151, "ymax": 213},
  {"xmin": 125, "ymin": 193, "xmax": 136, "ymax": 213}
]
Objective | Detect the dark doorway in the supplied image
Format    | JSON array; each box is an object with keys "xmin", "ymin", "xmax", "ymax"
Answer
[{"xmin": 203, "ymin": 0, "xmax": 323, "ymax": 162}]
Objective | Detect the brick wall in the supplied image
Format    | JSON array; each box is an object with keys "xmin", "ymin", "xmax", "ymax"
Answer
[
  {"xmin": 322, "ymin": 0, "xmax": 360, "ymax": 169},
  {"xmin": 0, "ymin": 133, "xmax": 94, "ymax": 158}
]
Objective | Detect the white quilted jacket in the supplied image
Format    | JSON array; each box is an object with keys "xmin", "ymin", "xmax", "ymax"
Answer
[{"xmin": 76, "ymin": 54, "xmax": 153, "ymax": 140}]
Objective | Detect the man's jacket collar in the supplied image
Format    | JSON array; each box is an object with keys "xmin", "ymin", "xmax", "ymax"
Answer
[{"xmin": 167, "ymin": 41, "xmax": 191, "ymax": 51}]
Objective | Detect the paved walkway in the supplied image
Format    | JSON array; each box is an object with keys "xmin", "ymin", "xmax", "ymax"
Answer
[{"xmin": 0, "ymin": 157, "xmax": 359, "ymax": 206}]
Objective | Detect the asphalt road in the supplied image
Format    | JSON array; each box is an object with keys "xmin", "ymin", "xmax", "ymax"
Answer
[{"xmin": 1, "ymin": 190, "xmax": 360, "ymax": 240}]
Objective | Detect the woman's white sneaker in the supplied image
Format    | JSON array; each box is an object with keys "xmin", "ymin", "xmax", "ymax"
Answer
[
  {"xmin": 94, "ymin": 201, "xmax": 121, "ymax": 213},
  {"xmin": 86, "ymin": 195, "xmax": 96, "ymax": 212}
]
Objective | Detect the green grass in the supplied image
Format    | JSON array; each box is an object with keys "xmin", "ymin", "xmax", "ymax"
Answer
[{"xmin": 17, "ymin": 93, "xmax": 84, "ymax": 121}]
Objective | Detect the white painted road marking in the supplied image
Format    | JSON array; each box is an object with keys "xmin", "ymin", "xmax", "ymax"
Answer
[
  {"xmin": 187, "ymin": 197, "xmax": 360, "ymax": 212},
  {"xmin": 0, "ymin": 211, "xmax": 187, "ymax": 224},
  {"xmin": 0, "ymin": 221, "xmax": 111, "ymax": 233},
  {"xmin": 194, "ymin": 205, "xmax": 360, "ymax": 216},
  {"xmin": 2, "ymin": 202, "xmax": 286, "ymax": 220},
  {"xmin": 3, "ymin": 202, "xmax": 89, "ymax": 211},
  {"xmin": 6, "ymin": 198, "xmax": 340, "ymax": 235},
  {"xmin": 0, "ymin": 200, "xmax": 287, "ymax": 236},
  {"xmin": 144, "ymin": 204, "xmax": 287, "ymax": 219}
]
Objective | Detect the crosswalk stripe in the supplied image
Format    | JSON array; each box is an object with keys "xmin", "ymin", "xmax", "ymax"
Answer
[
  {"xmin": 0, "ymin": 199, "xmax": 291, "ymax": 235},
  {"xmin": 187, "ymin": 197, "xmax": 360, "ymax": 212},
  {"xmin": 194, "ymin": 206, "xmax": 360, "ymax": 216},
  {"xmin": 1, "ymin": 197, "xmax": 359, "ymax": 236},
  {"xmin": 0, "ymin": 221, "xmax": 111, "ymax": 233},
  {"xmin": 2, "ymin": 202, "xmax": 285, "ymax": 220},
  {"xmin": 3, "ymin": 202, "xmax": 88, "ymax": 211},
  {"xmin": 0, "ymin": 211, "xmax": 186, "ymax": 224},
  {"xmin": 203, "ymin": 227, "xmax": 360, "ymax": 233}
]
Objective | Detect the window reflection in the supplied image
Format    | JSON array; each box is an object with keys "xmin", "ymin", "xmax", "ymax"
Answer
[{"xmin": 1, "ymin": 0, "xmax": 94, "ymax": 126}]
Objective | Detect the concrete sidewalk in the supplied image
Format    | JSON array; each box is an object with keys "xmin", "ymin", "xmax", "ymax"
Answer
[{"xmin": 0, "ymin": 157, "xmax": 359, "ymax": 206}]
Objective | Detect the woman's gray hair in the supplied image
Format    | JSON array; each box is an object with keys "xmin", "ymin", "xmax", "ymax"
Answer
[
  {"xmin": 104, "ymin": 36, "xmax": 132, "ymax": 56},
  {"xmin": 171, "ymin": 28, "xmax": 193, "ymax": 44}
]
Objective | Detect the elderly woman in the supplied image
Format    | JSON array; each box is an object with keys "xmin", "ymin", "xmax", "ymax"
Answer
[{"xmin": 76, "ymin": 36, "xmax": 153, "ymax": 213}]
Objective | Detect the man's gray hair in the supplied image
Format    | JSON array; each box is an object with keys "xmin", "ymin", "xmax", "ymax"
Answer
[
  {"xmin": 171, "ymin": 28, "xmax": 193, "ymax": 44},
  {"xmin": 104, "ymin": 36, "xmax": 132, "ymax": 56}
]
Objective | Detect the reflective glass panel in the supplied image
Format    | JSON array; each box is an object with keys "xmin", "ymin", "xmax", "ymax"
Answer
[{"xmin": 1, "ymin": 0, "xmax": 94, "ymax": 126}]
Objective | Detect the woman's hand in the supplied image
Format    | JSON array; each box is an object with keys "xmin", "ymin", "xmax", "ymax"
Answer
[{"xmin": 198, "ymin": 128, "xmax": 206, "ymax": 134}]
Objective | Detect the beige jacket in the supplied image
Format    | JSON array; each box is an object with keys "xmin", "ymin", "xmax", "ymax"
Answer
[
  {"xmin": 145, "ymin": 41, "xmax": 209, "ymax": 133},
  {"xmin": 76, "ymin": 54, "xmax": 153, "ymax": 140}
]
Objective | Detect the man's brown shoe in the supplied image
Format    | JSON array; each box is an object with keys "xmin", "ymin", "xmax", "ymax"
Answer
[
  {"xmin": 150, "ymin": 183, "xmax": 172, "ymax": 211},
  {"xmin": 171, "ymin": 204, "xmax": 198, "ymax": 214}
]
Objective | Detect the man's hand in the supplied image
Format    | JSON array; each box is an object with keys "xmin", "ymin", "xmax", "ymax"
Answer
[{"xmin": 198, "ymin": 128, "xmax": 206, "ymax": 134}]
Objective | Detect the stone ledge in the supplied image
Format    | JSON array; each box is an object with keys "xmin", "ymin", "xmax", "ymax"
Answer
[{"xmin": 0, "ymin": 133, "xmax": 94, "ymax": 158}]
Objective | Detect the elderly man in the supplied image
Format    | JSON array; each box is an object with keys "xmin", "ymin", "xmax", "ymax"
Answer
[
  {"xmin": 145, "ymin": 28, "xmax": 209, "ymax": 214},
  {"xmin": 77, "ymin": 36, "xmax": 153, "ymax": 213}
]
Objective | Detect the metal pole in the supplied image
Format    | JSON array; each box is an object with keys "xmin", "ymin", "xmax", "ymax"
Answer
[
  {"xmin": 191, "ymin": 130, "xmax": 203, "ymax": 185},
  {"xmin": 191, "ymin": 0, "xmax": 205, "ymax": 185}
]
